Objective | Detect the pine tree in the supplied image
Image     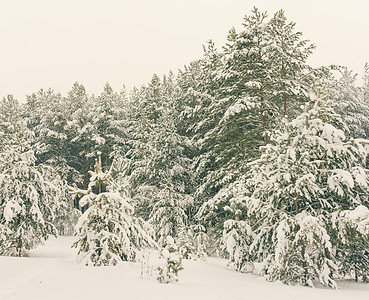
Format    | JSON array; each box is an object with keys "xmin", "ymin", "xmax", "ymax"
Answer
[
  {"xmin": 337, "ymin": 217, "xmax": 369, "ymax": 282},
  {"xmin": 149, "ymin": 183, "xmax": 189, "ymax": 245},
  {"xmin": 124, "ymin": 75, "xmax": 193, "ymax": 244},
  {"xmin": 0, "ymin": 128, "xmax": 65, "ymax": 256},
  {"xmin": 329, "ymin": 67, "xmax": 369, "ymax": 140},
  {"xmin": 64, "ymin": 82, "xmax": 97, "ymax": 190},
  {"xmin": 223, "ymin": 217, "xmax": 254, "ymax": 272},
  {"xmin": 157, "ymin": 236, "xmax": 183, "ymax": 283},
  {"xmin": 192, "ymin": 224, "xmax": 209, "ymax": 260},
  {"xmin": 50, "ymin": 175, "xmax": 80, "ymax": 236},
  {"xmin": 0, "ymin": 95, "xmax": 21, "ymax": 137},
  {"xmin": 23, "ymin": 89, "xmax": 74, "ymax": 181},
  {"xmin": 177, "ymin": 226, "xmax": 195, "ymax": 259},
  {"xmin": 362, "ymin": 63, "xmax": 369, "ymax": 102},
  {"xmin": 194, "ymin": 8, "xmax": 315, "ymax": 237},
  {"xmin": 223, "ymin": 90, "xmax": 369, "ymax": 288},
  {"xmin": 91, "ymin": 83, "xmax": 129, "ymax": 169},
  {"xmin": 70, "ymin": 152, "xmax": 156, "ymax": 266}
]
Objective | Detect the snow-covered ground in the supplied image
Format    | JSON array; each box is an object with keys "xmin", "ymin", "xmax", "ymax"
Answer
[{"xmin": 0, "ymin": 236, "xmax": 369, "ymax": 300}]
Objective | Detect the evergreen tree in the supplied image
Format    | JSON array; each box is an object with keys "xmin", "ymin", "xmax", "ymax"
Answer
[
  {"xmin": 192, "ymin": 224, "xmax": 209, "ymax": 259},
  {"xmin": 362, "ymin": 63, "xmax": 369, "ymax": 102},
  {"xmin": 223, "ymin": 90, "xmax": 369, "ymax": 288},
  {"xmin": 0, "ymin": 128, "xmax": 65, "ymax": 256},
  {"xmin": 157, "ymin": 236, "xmax": 183, "ymax": 283},
  {"xmin": 91, "ymin": 83, "xmax": 129, "ymax": 169},
  {"xmin": 329, "ymin": 67, "xmax": 369, "ymax": 139},
  {"xmin": 336, "ymin": 205, "xmax": 369, "ymax": 282},
  {"xmin": 0, "ymin": 95, "xmax": 21, "ymax": 137},
  {"xmin": 64, "ymin": 82, "xmax": 97, "ymax": 190},
  {"xmin": 337, "ymin": 219, "xmax": 369, "ymax": 282},
  {"xmin": 176, "ymin": 226, "xmax": 195, "ymax": 259},
  {"xmin": 194, "ymin": 8, "xmax": 315, "ymax": 236},
  {"xmin": 23, "ymin": 89, "xmax": 74, "ymax": 181},
  {"xmin": 51, "ymin": 175, "xmax": 80, "ymax": 236},
  {"xmin": 70, "ymin": 152, "xmax": 156, "ymax": 266},
  {"xmin": 124, "ymin": 75, "xmax": 193, "ymax": 244}
]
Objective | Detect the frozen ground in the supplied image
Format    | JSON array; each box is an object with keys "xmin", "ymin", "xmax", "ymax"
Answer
[{"xmin": 0, "ymin": 236, "xmax": 369, "ymax": 300}]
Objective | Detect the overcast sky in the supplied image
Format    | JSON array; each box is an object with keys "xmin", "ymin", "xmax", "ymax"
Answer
[{"xmin": 0, "ymin": 0, "xmax": 368, "ymax": 102}]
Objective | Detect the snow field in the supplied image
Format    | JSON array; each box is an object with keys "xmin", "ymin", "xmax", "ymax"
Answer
[{"xmin": 1, "ymin": 236, "xmax": 369, "ymax": 300}]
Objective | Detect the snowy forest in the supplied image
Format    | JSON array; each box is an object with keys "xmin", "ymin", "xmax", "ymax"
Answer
[{"xmin": 1, "ymin": 8, "xmax": 369, "ymax": 289}]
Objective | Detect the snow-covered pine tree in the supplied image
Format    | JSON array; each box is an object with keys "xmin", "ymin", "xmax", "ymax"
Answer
[
  {"xmin": 108, "ymin": 154, "xmax": 157, "ymax": 254},
  {"xmin": 192, "ymin": 224, "xmax": 209, "ymax": 260},
  {"xmin": 124, "ymin": 74, "xmax": 192, "ymax": 244},
  {"xmin": 362, "ymin": 62, "xmax": 369, "ymax": 103},
  {"xmin": 177, "ymin": 226, "xmax": 195, "ymax": 259},
  {"xmin": 0, "ymin": 95, "xmax": 21, "ymax": 138},
  {"xmin": 70, "ymin": 152, "xmax": 133, "ymax": 265},
  {"xmin": 23, "ymin": 89, "xmax": 70, "ymax": 175},
  {"xmin": 223, "ymin": 216, "xmax": 254, "ymax": 272},
  {"xmin": 148, "ymin": 170, "xmax": 191, "ymax": 245},
  {"xmin": 340, "ymin": 205, "xmax": 369, "ymax": 282},
  {"xmin": 328, "ymin": 67, "xmax": 369, "ymax": 140},
  {"xmin": 195, "ymin": 8, "xmax": 315, "ymax": 241},
  {"xmin": 70, "ymin": 152, "xmax": 156, "ymax": 266},
  {"xmin": 91, "ymin": 83, "xmax": 129, "ymax": 169},
  {"xmin": 182, "ymin": 44, "xmax": 227, "ymax": 231},
  {"xmin": 0, "ymin": 128, "xmax": 64, "ymax": 256},
  {"xmin": 64, "ymin": 82, "xmax": 98, "ymax": 191},
  {"xmin": 336, "ymin": 216, "xmax": 369, "ymax": 282},
  {"xmin": 50, "ymin": 174, "xmax": 80, "ymax": 236},
  {"xmin": 157, "ymin": 236, "xmax": 183, "ymax": 283},
  {"xmin": 223, "ymin": 90, "xmax": 369, "ymax": 288}
]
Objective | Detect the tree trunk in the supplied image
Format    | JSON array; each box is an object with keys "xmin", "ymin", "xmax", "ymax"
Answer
[
  {"xmin": 83, "ymin": 156, "xmax": 87, "ymax": 190},
  {"xmin": 17, "ymin": 234, "xmax": 22, "ymax": 256},
  {"xmin": 302, "ymin": 244, "xmax": 308, "ymax": 285},
  {"xmin": 295, "ymin": 196, "xmax": 299, "ymax": 214},
  {"xmin": 261, "ymin": 102, "xmax": 270, "ymax": 145},
  {"xmin": 105, "ymin": 143, "xmax": 109, "ymax": 168}
]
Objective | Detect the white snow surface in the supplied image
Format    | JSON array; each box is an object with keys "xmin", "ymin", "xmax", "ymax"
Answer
[{"xmin": 0, "ymin": 236, "xmax": 369, "ymax": 300}]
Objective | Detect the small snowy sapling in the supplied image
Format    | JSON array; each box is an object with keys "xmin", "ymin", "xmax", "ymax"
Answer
[{"xmin": 157, "ymin": 236, "xmax": 183, "ymax": 283}]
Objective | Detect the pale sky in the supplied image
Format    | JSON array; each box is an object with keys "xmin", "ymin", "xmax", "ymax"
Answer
[{"xmin": 0, "ymin": 0, "xmax": 368, "ymax": 102}]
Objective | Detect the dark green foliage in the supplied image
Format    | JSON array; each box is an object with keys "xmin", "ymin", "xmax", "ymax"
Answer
[{"xmin": 338, "ymin": 224, "xmax": 369, "ymax": 282}]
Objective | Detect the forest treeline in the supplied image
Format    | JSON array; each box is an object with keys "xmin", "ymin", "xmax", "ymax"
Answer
[{"xmin": 1, "ymin": 8, "xmax": 369, "ymax": 287}]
